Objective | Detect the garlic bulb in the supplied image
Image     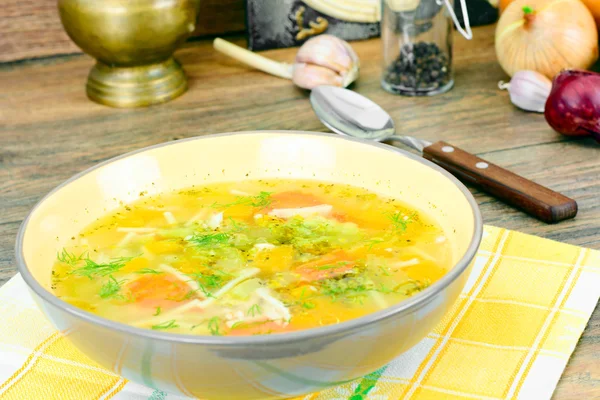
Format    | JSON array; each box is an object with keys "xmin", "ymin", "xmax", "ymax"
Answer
[
  {"xmin": 498, "ymin": 70, "xmax": 551, "ymax": 113},
  {"xmin": 213, "ymin": 36, "xmax": 360, "ymax": 90},
  {"xmin": 292, "ymin": 35, "xmax": 359, "ymax": 89}
]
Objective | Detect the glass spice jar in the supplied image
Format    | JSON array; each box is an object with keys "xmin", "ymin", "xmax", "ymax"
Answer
[{"xmin": 381, "ymin": 0, "xmax": 472, "ymax": 96}]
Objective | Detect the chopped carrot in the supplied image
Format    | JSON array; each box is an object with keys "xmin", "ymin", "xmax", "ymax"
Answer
[
  {"xmin": 270, "ymin": 191, "xmax": 323, "ymax": 209},
  {"xmin": 294, "ymin": 250, "xmax": 356, "ymax": 281},
  {"xmin": 127, "ymin": 274, "xmax": 190, "ymax": 305},
  {"xmin": 331, "ymin": 211, "xmax": 349, "ymax": 222}
]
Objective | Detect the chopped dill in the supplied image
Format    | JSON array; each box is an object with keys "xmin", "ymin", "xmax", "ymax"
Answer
[
  {"xmin": 69, "ymin": 255, "xmax": 136, "ymax": 279},
  {"xmin": 376, "ymin": 283, "xmax": 393, "ymax": 294},
  {"xmin": 153, "ymin": 307, "xmax": 162, "ymax": 316},
  {"xmin": 365, "ymin": 238, "xmax": 384, "ymax": 250},
  {"xmin": 247, "ymin": 303, "xmax": 262, "ymax": 317},
  {"xmin": 57, "ymin": 249, "xmax": 88, "ymax": 267},
  {"xmin": 386, "ymin": 211, "xmax": 417, "ymax": 234},
  {"xmin": 187, "ymin": 271, "xmax": 229, "ymax": 297},
  {"xmin": 212, "ymin": 191, "xmax": 272, "ymax": 209},
  {"xmin": 301, "ymin": 301, "xmax": 316, "ymax": 309},
  {"xmin": 378, "ymin": 266, "xmax": 391, "ymax": 276},
  {"xmin": 186, "ymin": 232, "xmax": 229, "ymax": 248},
  {"xmin": 99, "ymin": 276, "xmax": 126, "ymax": 299},
  {"xmin": 136, "ymin": 268, "xmax": 163, "ymax": 275},
  {"xmin": 227, "ymin": 217, "xmax": 246, "ymax": 233},
  {"xmin": 208, "ymin": 317, "xmax": 221, "ymax": 336},
  {"xmin": 151, "ymin": 319, "xmax": 179, "ymax": 330}
]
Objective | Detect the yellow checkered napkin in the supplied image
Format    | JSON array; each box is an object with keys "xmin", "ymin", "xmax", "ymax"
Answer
[{"xmin": 1, "ymin": 226, "xmax": 599, "ymax": 400}]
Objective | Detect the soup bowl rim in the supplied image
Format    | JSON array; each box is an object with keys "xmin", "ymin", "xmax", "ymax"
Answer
[{"xmin": 15, "ymin": 130, "xmax": 483, "ymax": 345}]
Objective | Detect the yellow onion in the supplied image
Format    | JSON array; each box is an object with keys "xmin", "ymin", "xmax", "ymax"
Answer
[{"xmin": 495, "ymin": 0, "xmax": 598, "ymax": 78}]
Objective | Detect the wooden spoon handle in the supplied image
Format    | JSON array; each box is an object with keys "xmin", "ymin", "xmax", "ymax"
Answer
[{"xmin": 422, "ymin": 141, "xmax": 578, "ymax": 223}]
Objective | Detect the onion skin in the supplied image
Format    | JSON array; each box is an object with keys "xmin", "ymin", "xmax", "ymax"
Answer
[
  {"xmin": 495, "ymin": 0, "xmax": 598, "ymax": 78},
  {"xmin": 544, "ymin": 70, "xmax": 600, "ymax": 142},
  {"xmin": 581, "ymin": 0, "xmax": 600, "ymax": 28}
]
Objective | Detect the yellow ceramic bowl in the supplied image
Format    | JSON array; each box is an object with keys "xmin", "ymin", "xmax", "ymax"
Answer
[{"xmin": 17, "ymin": 131, "xmax": 482, "ymax": 399}]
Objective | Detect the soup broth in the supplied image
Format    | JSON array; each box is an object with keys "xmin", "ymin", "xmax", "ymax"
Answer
[{"xmin": 51, "ymin": 180, "xmax": 451, "ymax": 336}]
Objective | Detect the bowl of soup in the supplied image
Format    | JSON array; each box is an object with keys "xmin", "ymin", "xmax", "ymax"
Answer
[{"xmin": 16, "ymin": 131, "xmax": 482, "ymax": 399}]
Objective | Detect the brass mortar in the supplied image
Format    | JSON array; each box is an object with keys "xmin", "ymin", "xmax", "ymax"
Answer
[{"xmin": 58, "ymin": 0, "xmax": 201, "ymax": 108}]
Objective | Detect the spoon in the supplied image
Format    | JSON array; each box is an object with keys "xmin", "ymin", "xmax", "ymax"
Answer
[{"xmin": 310, "ymin": 85, "xmax": 578, "ymax": 223}]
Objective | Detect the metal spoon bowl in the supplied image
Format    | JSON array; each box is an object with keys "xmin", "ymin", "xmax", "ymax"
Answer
[{"xmin": 310, "ymin": 85, "xmax": 431, "ymax": 151}]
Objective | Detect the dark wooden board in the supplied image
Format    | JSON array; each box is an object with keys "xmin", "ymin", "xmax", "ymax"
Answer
[{"xmin": 0, "ymin": 25, "xmax": 598, "ymax": 398}]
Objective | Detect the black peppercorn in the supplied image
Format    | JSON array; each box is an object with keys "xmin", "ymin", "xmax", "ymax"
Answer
[{"xmin": 384, "ymin": 42, "xmax": 451, "ymax": 93}]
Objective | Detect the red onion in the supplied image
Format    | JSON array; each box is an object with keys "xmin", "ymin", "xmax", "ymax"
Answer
[{"xmin": 545, "ymin": 69, "xmax": 600, "ymax": 142}]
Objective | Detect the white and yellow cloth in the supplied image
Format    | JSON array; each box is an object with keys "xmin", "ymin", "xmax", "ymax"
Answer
[{"xmin": 0, "ymin": 226, "xmax": 599, "ymax": 399}]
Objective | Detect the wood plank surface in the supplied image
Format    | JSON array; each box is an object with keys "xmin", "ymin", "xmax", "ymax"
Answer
[
  {"xmin": 0, "ymin": 0, "xmax": 245, "ymax": 63},
  {"xmin": 0, "ymin": 25, "xmax": 598, "ymax": 398}
]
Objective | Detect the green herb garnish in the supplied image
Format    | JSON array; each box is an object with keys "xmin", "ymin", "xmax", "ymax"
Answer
[
  {"xmin": 186, "ymin": 232, "xmax": 230, "ymax": 248},
  {"xmin": 212, "ymin": 191, "xmax": 272, "ymax": 209},
  {"xmin": 187, "ymin": 271, "xmax": 228, "ymax": 298},
  {"xmin": 208, "ymin": 317, "xmax": 221, "ymax": 336},
  {"xmin": 227, "ymin": 217, "xmax": 246, "ymax": 233},
  {"xmin": 99, "ymin": 276, "xmax": 126, "ymax": 299},
  {"xmin": 386, "ymin": 211, "xmax": 416, "ymax": 234},
  {"xmin": 70, "ymin": 255, "xmax": 136, "ymax": 279},
  {"xmin": 153, "ymin": 307, "xmax": 162, "ymax": 316},
  {"xmin": 301, "ymin": 301, "xmax": 316, "ymax": 309},
  {"xmin": 151, "ymin": 319, "xmax": 179, "ymax": 330},
  {"xmin": 247, "ymin": 304, "xmax": 262, "ymax": 317},
  {"xmin": 136, "ymin": 268, "xmax": 163, "ymax": 275},
  {"xmin": 183, "ymin": 289, "xmax": 203, "ymax": 300},
  {"xmin": 57, "ymin": 249, "xmax": 87, "ymax": 267},
  {"xmin": 365, "ymin": 238, "xmax": 384, "ymax": 250}
]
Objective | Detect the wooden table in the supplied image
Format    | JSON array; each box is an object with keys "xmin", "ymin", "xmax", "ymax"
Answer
[{"xmin": 0, "ymin": 25, "xmax": 598, "ymax": 398}]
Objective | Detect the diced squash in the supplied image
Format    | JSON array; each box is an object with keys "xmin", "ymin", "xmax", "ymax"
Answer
[
  {"xmin": 223, "ymin": 204, "xmax": 255, "ymax": 219},
  {"xmin": 145, "ymin": 240, "xmax": 183, "ymax": 255},
  {"xmin": 348, "ymin": 244, "xmax": 394, "ymax": 259},
  {"xmin": 121, "ymin": 257, "xmax": 150, "ymax": 273},
  {"xmin": 253, "ymin": 245, "xmax": 294, "ymax": 275}
]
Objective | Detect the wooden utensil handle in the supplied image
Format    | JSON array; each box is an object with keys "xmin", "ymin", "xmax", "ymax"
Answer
[{"xmin": 422, "ymin": 141, "xmax": 578, "ymax": 223}]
